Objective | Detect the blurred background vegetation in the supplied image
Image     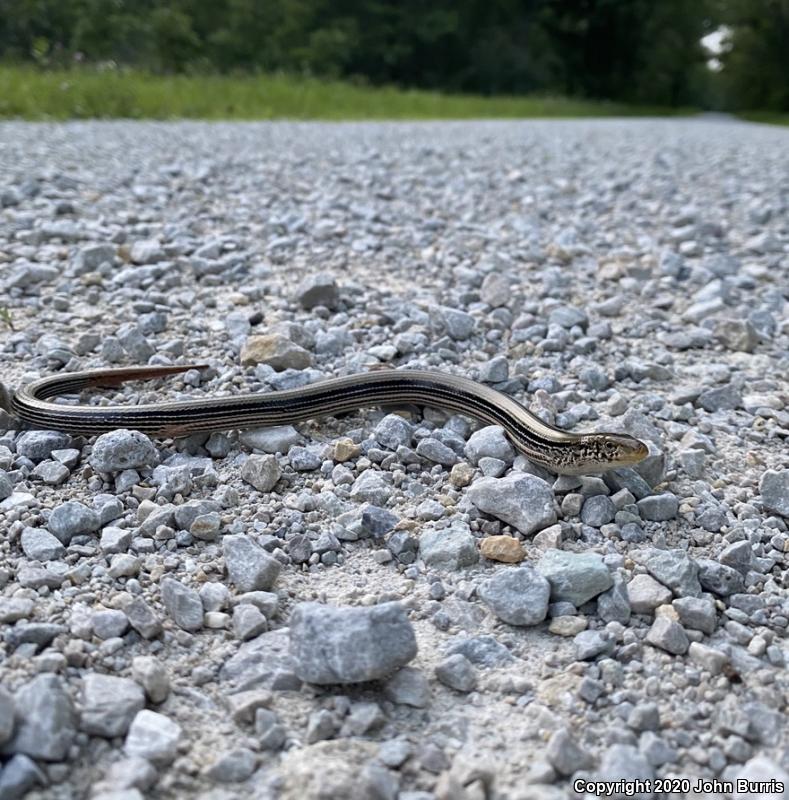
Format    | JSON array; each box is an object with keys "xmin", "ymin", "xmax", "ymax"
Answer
[{"xmin": 0, "ymin": 0, "xmax": 787, "ymax": 119}]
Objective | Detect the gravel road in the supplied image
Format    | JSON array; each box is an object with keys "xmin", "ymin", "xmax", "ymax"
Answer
[{"xmin": 1, "ymin": 118, "xmax": 788, "ymax": 800}]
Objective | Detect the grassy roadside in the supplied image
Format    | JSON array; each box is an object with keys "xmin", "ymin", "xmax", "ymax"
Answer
[
  {"xmin": 738, "ymin": 111, "xmax": 789, "ymax": 127},
  {"xmin": 0, "ymin": 66, "xmax": 686, "ymax": 121}
]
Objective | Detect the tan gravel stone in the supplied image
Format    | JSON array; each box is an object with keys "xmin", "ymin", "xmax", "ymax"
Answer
[
  {"xmin": 333, "ymin": 438, "xmax": 360, "ymax": 462},
  {"xmin": 240, "ymin": 334, "xmax": 312, "ymax": 370},
  {"xmin": 548, "ymin": 616, "xmax": 588, "ymax": 636},
  {"xmin": 479, "ymin": 535, "xmax": 525, "ymax": 563}
]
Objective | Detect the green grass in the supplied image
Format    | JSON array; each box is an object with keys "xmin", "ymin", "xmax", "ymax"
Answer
[
  {"xmin": 738, "ymin": 111, "xmax": 789, "ymax": 126},
  {"xmin": 0, "ymin": 66, "xmax": 684, "ymax": 120}
]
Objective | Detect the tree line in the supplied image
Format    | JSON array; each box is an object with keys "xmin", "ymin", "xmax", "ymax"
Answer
[{"xmin": 0, "ymin": 0, "xmax": 786, "ymax": 111}]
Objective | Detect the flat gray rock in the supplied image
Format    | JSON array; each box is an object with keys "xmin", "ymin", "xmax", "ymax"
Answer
[
  {"xmin": 2, "ymin": 675, "xmax": 75, "ymax": 761},
  {"xmin": 160, "ymin": 577, "xmax": 204, "ymax": 631},
  {"xmin": 468, "ymin": 473, "xmax": 557, "ymax": 535},
  {"xmin": 124, "ymin": 710, "xmax": 182, "ymax": 765},
  {"xmin": 47, "ymin": 500, "xmax": 101, "ymax": 544},
  {"xmin": 537, "ymin": 549, "xmax": 613, "ymax": 606},
  {"xmin": 223, "ymin": 534, "xmax": 281, "ymax": 592},
  {"xmin": 289, "ymin": 601, "xmax": 417, "ymax": 684},
  {"xmin": 20, "ymin": 527, "xmax": 65, "ymax": 561},
  {"xmin": 464, "ymin": 426, "xmax": 516, "ymax": 465},
  {"xmin": 88, "ymin": 429, "xmax": 159, "ymax": 473},
  {"xmin": 637, "ymin": 548, "xmax": 702, "ymax": 597},
  {"xmin": 220, "ymin": 628, "xmax": 300, "ymax": 690},
  {"xmin": 760, "ymin": 470, "xmax": 789, "ymax": 518},
  {"xmin": 478, "ymin": 566, "xmax": 550, "ymax": 626},
  {"xmin": 418, "ymin": 523, "xmax": 478, "ymax": 569},
  {"xmin": 80, "ymin": 675, "xmax": 145, "ymax": 738}
]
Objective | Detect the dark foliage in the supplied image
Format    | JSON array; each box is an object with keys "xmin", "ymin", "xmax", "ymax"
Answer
[{"xmin": 0, "ymin": 0, "xmax": 783, "ymax": 109}]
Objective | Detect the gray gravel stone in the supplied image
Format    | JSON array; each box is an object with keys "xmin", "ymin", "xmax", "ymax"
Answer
[
  {"xmin": 194, "ymin": 581, "xmax": 233, "ymax": 616},
  {"xmin": 678, "ymin": 448, "xmax": 706, "ymax": 478},
  {"xmin": 374, "ymin": 414, "xmax": 413, "ymax": 450},
  {"xmin": 627, "ymin": 574, "xmax": 672, "ymax": 614},
  {"xmin": 435, "ymin": 306, "xmax": 475, "ymax": 340},
  {"xmin": 108, "ymin": 553, "xmax": 140, "ymax": 578},
  {"xmin": 672, "ymin": 596, "xmax": 717, "ymax": 634},
  {"xmin": 478, "ymin": 355, "xmax": 509, "ymax": 383},
  {"xmin": 223, "ymin": 534, "xmax": 281, "ymax": 592},
  {"xmin": 537, "ymin": 548, "xmax": 613, "ymax": 606},
  {"xmin": 6, "ymin": 621, "xmax": 64, "ymax": 651},
  {"xmin": 91, "ymin": 609, "xmax": 129, "ymax": 639},
  {"xmin": 478, "ymin": 566, "xmax": 550, "ymax": 626},
  {"xmin": 719, "ymin": 540, "xmax": 754, "ymax": 574},
  {"xmin": 20, "ymin": 527, "xmax": 65, "ymax": 561},
  {"xmin": 161, "ymin": 577, "xmax": 204, "ymax": 631},
  {"xmin": 255, "ymin": 708, "xmax": 287, "ymax": 750},
  {"xmin": 646, "ymin": 616, "xmax": 689, "ymax": 654},
  {"xmin": 288, "ymin": 445, "xmax": 322, "ymax": 470},
  {"xmin": 233, "ymin": 603, "xmax": 268, "ymax": 640},
  {"xmin": 468, "ymin": 473, "xmax": 557, "ymax": 535},
  {"xmin": 597, "ymin": 575, "xmax": 632, "ymax": 624},
  {"xmin": 241, "ymin": 454, "xmax": 281, "ymax": 492},
  {"xmin": 0, "ymin": 470, "xmax": 12, "ymax": 500},
  {"xmin": 172, "ymin": 498, "xmax": 221, "ymax": 530},
  {"xmin": 131, "ymin": 656, "xmax": 170, "ymax": 704},
  {"xmin": 289, "ymin": 601, "xmax": 417, "ymax": 684},
  {"xmin": 434, "ymin": 654, "xmax": 477, "ymax": 692},
  {"xmin": 190, "ymin": 511, "xmax": 222, "ymax": 540},
  {"xmin": 546, "ymin": 728, "xmax": 594, "ymax": 776},
  {"xmin": 123, "ymin": 597, "xmax": 162, "ymax": 639},
  {"xmin": 415, "ymin": 437, "xmax": 458, "ymax": 466},
  {"xmin": 378, "ymin": 738, "xmax": 413, "ymax": 768},
  {"xmin": 47, "ymin": 500, "xmax": 101, "ymax": 544},
  {"xmin": 97, "ymin": 756, "xmax": 159, "ymax": 800},
  {"xmin": 116, "ymin": 323, "xmax": 154, "ymax": 360},
  {"xmin": 581, "ymin": 494, "xmax": 617, "ymax": 526},
  {"xmin": 639, "ymin": 732, "xmax": 677, "ymax": 767},
  {"xmin": 124, "ymin": 710, "xmax": 182, "ymax": 765},
  {"xmin": 480, "ymin": 272, "xmax": 510, "ymax": 307},
  {"xmin": 760, "ymin": 470, "xmax": 789, "ymax": 518},
  {"xmin": 77, "ymin": 242, "xmax": 115, "ymax": 270},
  {"xmin": 80, "ymin": 675, "xmax": 145, "ymax": 737},
  {"xmin": 636, "ymin": 493, "xmax": 679, "ymax": 521},
  {"xmin": 0, "ymin": 754, "xmax": 46, "ymax": 799},
  {"xmin": 15, "ymin": 430, "xmax": 72, "ymax": 462},
  {"xmin": 205, "ymin": 748, "xmax": 258, "ymax": 783},
  {"xmin": 295, "ymin": 272, "xmax": 339, "ymax": 309},
  {"xmin": 2, "ymin": 675, "xmax": 75, "ymax": 761},
  {"xmin": 418, "ymin": 523, "xmax": 478, "ymax": 569},
  {"xmin": 31, "ymin": 459, "xmax": 70, "ymax": 485},
  {"xmin": 597, "ymin": 744, "xmax": 654, "ymax": 794},
  {"xmin": 349, "ymin": 471, "xmax": 393, "ymax": 505},
  {"xmin": 130, "ymin": 238, "xmax": 164, "ymax": 264},
  {"xmin": 445, "ymin": 634, "xmax": 515, "ymax": 667},
  {"xmin": 464, "ymin": 426, "xmax": 516, "ymax": 465},
  {"xmin": 0, "ymin": 687, "xmax": 14, "ymax": 746},
  {"xmin": 0, "ymin": 598, "xmax": 34, "ymax": 624},
  {"xmin": 239, "ymin": 425, "xmax": 302, "ymax": 454},
  {"xmin": 733, "ymin": 757, "xmax": 789, "ymax": 799},
  {"xmin": 696, "ymin": 558, "xmax": 745, "ymax": 596},
  {"xmin": 640, "ymin": 548, "xmax": 702, "ymax": 597},
  {"xmin": 698, "ymin": 383, "xmax": 741, "ymax": 412},
  {"xmin": 628, "ymin": 702, "xmax": 660, "ymax": 732},
  {"xmin": 384, "ymin": 667, "xmax": 430, "ymax": 707},
  {"xmin": 305, "ymin": 710, "xmax": 339, "ymax": 744},
  {"xmin": 574, "ymin": 630, "xmax": 614, "ymax": 660},
  {"xmin": 89, "ymin": 430, "xmax": 159, "ymax": 472},
  {"xmin": 605, "ymin": 467, "xmax": 653, "ymax": 500}
]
